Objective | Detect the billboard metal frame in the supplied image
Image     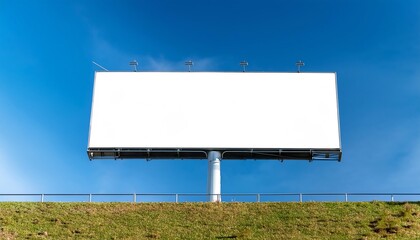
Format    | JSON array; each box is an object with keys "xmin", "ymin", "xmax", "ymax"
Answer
[
  {"xmin": 88, "ymin": 148, "xmax": 341, "ymax": 161},
  {"xmin": 87, "ymin": 71, "xmax": 341, "ymax": 162}
]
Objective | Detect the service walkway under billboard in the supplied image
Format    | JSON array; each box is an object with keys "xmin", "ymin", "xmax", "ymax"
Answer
[{"xmin": 87, "ymin": 72, "xmax": 341, "ymax": 161}]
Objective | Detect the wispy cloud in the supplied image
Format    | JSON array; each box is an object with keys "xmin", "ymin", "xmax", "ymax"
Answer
[
  {"xmin": 79, "ymin": 8, "xmax": 218, "ymax": 73},
  {"xmin": 80, "ymin": 7, "xmax": 219, "ymax": 72},
  {"xmin": 78, "ymin": 10, "xmax": 134, "ymax": 71},
  {"xmin": 88, "ymin": 31, "xmax": 219, "ymax": 72},
  {"xmin": 145, "ymin": 57, "xmax": 181, "ymax": 71},
  {"xmin": 0, "ymin": 146, "xmax": 34, "ymax": 193},
  {"xmin": 89, "ymin": 34, "xmax": 133, "ymax": 71},
  {"xmin": 144, "ymin": 56, "xmax": 219, "ymax": 71}
]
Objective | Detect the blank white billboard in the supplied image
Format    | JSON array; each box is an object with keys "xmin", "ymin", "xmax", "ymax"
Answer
[{"xmin": 88, "ymin": 72, "xmax": 341, "ymax": 159}]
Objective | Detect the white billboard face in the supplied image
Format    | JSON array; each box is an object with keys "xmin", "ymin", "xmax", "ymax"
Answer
[{"xmin": 88, "ymin": 72, "xmax": 341, "ymax": 159}]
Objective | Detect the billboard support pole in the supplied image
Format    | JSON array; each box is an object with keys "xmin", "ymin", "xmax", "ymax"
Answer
[{"xmin": 207, "ymin": 151, "xmax": 221, "ymax": 202}]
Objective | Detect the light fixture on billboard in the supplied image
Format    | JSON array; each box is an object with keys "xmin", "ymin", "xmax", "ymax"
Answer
[
  {"xmin": 129, "ymin": 60, "xmax": 139, "ymax": 72},
  {"xmin": 296, "ymin": 60, "xmax": 304, "ymax": 73},
  {"xmin": 240, "ymin": 61, "xmax": 248, "ymax": 72},
  {"xmin": 185, "ymin": 60, "xmax": 193, "ymax": 72}
]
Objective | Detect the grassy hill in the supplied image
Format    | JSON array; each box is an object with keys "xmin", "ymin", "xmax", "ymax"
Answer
[{"xmin": 1, "ymin": 202, "xmax": 420, "ymax": 239}]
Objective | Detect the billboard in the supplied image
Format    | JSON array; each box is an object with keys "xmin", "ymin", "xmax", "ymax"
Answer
[{"xmin": 88, "ymin": 72, "xmax": 341, "ymax": 161}]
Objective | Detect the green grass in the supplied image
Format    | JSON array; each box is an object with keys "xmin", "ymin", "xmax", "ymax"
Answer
[{"xmin": 1, "ymin": 202, "xmax": 420, "ymax": 239}]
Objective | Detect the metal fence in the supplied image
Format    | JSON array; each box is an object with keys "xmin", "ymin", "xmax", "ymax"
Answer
[{"xmin": 1, "ymin": 193, "xmax": 420, "ymax": 203}]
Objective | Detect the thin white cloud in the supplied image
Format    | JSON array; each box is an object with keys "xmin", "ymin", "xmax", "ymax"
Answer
[
  {"xmin": 80, "ymin": 13, "xmax": 134, "ymax": 71},
  {"xmin": 143, "ymin": 56, "xmax": 219, "ymax": 72},
  {"xmin": 145, "ymin": 56, "xmax": 181, "ymax": 71},
  {"xmin": 0, "ymin": 97, "xmax": 36, "ymax": 194},
  {"xmin": 88, "ymin": 31, "xmax": 219, "ymax": 72},
  {"xmin": 90, "ymin": 34, "xmax": 133, "ymax": 71},
  {"xmin": 0, "ymin": 147, "xmax": 34, "ymax": 194},
  {"xmin": 80, "ymin": 7, "xmax": 219, "ymax": 72},
  {"xmin": 192, "ymin": 58, "xmax": 219, "ymax": 71}
]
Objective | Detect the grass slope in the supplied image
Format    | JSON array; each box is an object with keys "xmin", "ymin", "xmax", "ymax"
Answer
[{"xmin": 1, "ymin": 202, "xmax": 420, "ymax": 239}]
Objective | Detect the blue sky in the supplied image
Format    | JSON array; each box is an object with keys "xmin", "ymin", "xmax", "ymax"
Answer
[{"xmin": 0, "ymin": 0, "xmax": 420, "ymax": 199}]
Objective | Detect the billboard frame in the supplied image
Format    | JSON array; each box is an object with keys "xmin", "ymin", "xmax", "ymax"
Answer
[
  {"xmin": 87, "ymin": 71, "xmax": 342, "ymax": 162},
  {"xmin": 87, "ymin": 147, "xmax": 341, "ymax": 161}
]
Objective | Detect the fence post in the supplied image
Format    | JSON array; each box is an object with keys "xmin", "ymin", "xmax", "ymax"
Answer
[
  {"xmin": 299, "ymin": 194, "xmax": 303, "ymax": 202},
  {"xmin": 89, "ymin": 194, "xmax": 92, "ymax": 203},
  {"xmin": 391, "ymin": 195, "xmax": 394, "ymax": 202},
  {"xmin": 256, "ymin": 194, "xmax": 260, "ymax": 202},
  {"xmin": 175, "ymin": 194, "xmax": 179, "ymax": 203},
  {"xmin": 41, "ymin": 194, "xmax": 44, "ymax": 203},
  {"xmin": 133, "ymin": 193, "xmax": 136, "ymax": 203},
  {"xmin": 345, "ymin": 193, "xmax": 348, "ymax": 202}
]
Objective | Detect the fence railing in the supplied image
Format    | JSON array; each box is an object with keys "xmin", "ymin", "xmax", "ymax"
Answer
[{"xmin": 1, "ymin": 193, "xmax": 420, "ymax": 203}]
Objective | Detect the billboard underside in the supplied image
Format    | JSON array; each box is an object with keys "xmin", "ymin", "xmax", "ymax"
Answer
[
  {"xmin": 87, "ymin": 148, "xmax": 341, "ymax": 161},
  {"xmin": 88, "ymin": 72, "xmax": 341, "ymax": 161}
]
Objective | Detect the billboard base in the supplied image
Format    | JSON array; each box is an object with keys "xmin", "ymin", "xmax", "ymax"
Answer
[{"xmin": 207, "ymin": 151, "xmax": 221, "ymax": 202}]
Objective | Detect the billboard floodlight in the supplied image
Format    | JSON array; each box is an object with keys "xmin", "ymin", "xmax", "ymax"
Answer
[
  {"xmin": 296, "ymin": 60, "xmax": 304, "ymax": 73},
  {"xmin": 129, "ymin": 60, "xmax": 138, "ymax": 72},
  {"xmin": 185, "ymin": 60, "xmax": 193, "ymax": 72},
  {"xmin": 240, "ymin": 61, "xmax": 248, "ymax": 72}
]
